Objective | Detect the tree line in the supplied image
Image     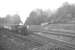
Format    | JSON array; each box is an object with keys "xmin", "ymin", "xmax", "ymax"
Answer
[
  {"xmin": 25, "ymin": 2, "xmax": 75, "ymax": 25},
  {"xmin": 0, "ymin": 2, "xmax": 75, "ymax": 27}
]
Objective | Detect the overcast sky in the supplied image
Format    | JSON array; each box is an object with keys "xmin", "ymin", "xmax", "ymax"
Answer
[{"xmin": 0, "ymin": 0, "xmax": 75, "ymax": 23}]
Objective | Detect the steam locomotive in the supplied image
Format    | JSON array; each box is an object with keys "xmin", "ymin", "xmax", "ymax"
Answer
[{"xmin": 0, "ymin": 25, "xmax": 30, "ymax": 36}]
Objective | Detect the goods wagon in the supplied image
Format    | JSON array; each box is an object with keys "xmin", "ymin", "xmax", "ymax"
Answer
[{"xmin": 28, "ymin": 24, "xmax": 75, "ymax": 50}]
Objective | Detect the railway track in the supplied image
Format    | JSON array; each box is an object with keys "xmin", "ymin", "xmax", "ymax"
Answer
[
  {"xmin": 0, "ymin": 29, "xmax": 53, "ymax": 50},
  {"xmin": 0, "ymin": 24, "xmax": 75, "ymax": 50}
]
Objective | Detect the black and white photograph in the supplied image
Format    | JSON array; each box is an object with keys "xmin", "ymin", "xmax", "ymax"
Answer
[{"xmin": 0, "ymin": 0, "xmax": 75, "ymax": 50}]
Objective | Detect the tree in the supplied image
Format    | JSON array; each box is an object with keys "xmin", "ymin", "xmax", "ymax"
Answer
[
  {"xmin": 0, "ymin": 14, "xmax": 22, "ymax": 27},
  {"xmin": 25, "ymin": 9, "xmax": 49, "ymax": 25},
  {"xmin": 6, "ymin": 14, "xmax": 22, "ymax": 26},
  {"xmin": 48, "ymin": 2, "xmax": 75, "ymax": 24}
]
